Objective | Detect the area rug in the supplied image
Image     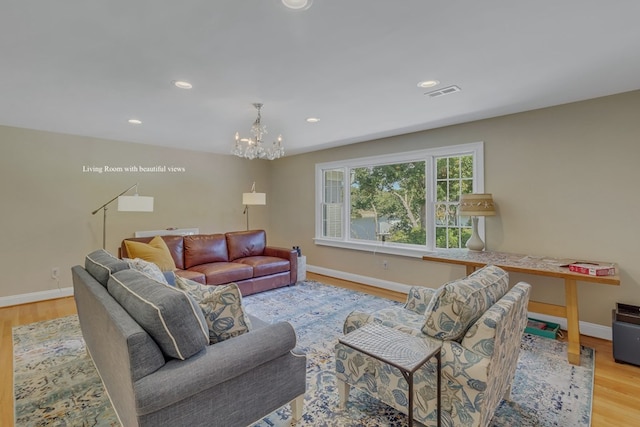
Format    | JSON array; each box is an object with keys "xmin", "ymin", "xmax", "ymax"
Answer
[
  {"xmin": 12, "ymin": 314, "xmax": 120, "ymax": 426},
  {"xmin": 13, "ymin": 280, "xmax": 594, "ymax": 426}
]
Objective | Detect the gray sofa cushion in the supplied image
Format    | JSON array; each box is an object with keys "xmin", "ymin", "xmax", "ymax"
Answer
[
  {"xmin": 85, "ymin": 249, "xmax": 129, "ymax": 287},
  {"xmin": 108, "ymin": 269, "xmax": 209, "ymax": 360}
]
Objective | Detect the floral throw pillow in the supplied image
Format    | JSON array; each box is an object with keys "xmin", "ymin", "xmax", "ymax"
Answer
[
  {"xmin": 125, "ymin": 257, "xmax": 169, "ymax": 285},
  {"xmin": 175, "ymin": 276, "xmax": 252, "ymax": 344}
]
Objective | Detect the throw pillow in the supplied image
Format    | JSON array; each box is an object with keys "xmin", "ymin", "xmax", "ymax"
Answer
[
  {"xmin": 85, "ymin": 249, "xmax": 130, "ymax": 287},
  {"xmin": 124, "ymin": 236, "xmax": 177, "ymax": 271},
  {"xmin": 422, "ymin": 265, "xmax": 509, "ymax": 341},
  {"xmin": 175, "ymin": 276, "xmax": 252, "ymax": 344},
  {"xmin": 125, "ymin": 257, "xmax": 169, "ymax": 285},
  {"xmin": 108, "ymin": 269, "xmax": 209, "ymax": 360}
]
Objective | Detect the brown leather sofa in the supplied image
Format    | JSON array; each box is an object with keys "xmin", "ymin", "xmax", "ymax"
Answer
[{"xmin": 121, "ymin": 229, "xmax": 298, "ymax": 296}]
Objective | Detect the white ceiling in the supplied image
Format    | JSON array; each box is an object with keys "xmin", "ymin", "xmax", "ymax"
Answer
[{"xmin": 1, "ymin": 1, "xmax": 640, "ymax": 156}]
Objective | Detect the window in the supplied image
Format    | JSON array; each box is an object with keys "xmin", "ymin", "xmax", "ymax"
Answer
[
  {"xmin": 435, "ymin": 154, "xmax": 474, "ymax": 249},
  {"xmin": 322, "ymin": 169, "xmax": 344, "ymax": 238},
  {"xmin": 315, "ymin": 142, "xmax": 484, "ymax": 256}
]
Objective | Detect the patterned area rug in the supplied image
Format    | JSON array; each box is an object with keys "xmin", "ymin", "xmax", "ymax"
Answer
[
  {"xmin": 13, "ymin": 280, "xmax": 594, "ymax": 426},
  {"xmin": 12, "ymin": 314, "xmax": 120, "ymax": 426}
]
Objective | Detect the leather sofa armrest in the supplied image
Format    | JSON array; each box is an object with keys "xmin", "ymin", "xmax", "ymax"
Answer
[
  {"xmin": 264, "ymin": 246, "xmax": 298, "ymax": 283},
  {"xmin": 134, "ymin": 321, "xmax": 302, "ymax": 415},
  {"xmin": 264, "ymin": 246, "xmax": 295, "ymax": 259}
]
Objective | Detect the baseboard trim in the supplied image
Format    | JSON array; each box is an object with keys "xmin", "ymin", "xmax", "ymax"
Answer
[
  {"xmin": 308, "ymin": 265, "xmax": 413, "ymax": 294},
  {"xmin": 0, "ymin": 287, "xmax": 74, "ymax": 308},
  {"xmin": 307, "ymin": 264, "xmax": 613, "ymax": 341}
]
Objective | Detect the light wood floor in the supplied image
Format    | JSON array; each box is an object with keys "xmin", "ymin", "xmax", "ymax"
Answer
[{"xmin": 1, "ymin": 272, "xmax": 639, "ymax": 427}]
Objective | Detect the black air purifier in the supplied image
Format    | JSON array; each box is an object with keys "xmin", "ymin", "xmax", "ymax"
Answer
[{"xmin": 612, "ymin": 303, "xmax": 640, "ymax": 366}]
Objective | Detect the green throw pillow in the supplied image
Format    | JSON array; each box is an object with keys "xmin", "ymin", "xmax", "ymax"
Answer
[{"xmin": 175, "ymin": 276, "xmax": 252, "ymax": 344}]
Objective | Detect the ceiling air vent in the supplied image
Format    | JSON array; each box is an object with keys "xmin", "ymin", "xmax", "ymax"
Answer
[{"xmin": 425, "ymin": 85, "xmax": 461, "ymax": 98}]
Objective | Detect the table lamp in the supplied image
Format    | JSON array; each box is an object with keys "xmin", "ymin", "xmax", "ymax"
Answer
[{"xmin": 458, "ymin": 193, "xmax": 496, "ymax": 251}]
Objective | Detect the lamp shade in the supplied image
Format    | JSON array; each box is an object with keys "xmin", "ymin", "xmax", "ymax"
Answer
[
  {"xmin": 242, "ymin": 192, "xmax": 266, "ymax": 205},
  {"xmin": 458, "ymin": 193, "xmax": 496, "ymax": 217},
  {"xmin": 117, "ymin": 195, "xmax": 154, "ymax": 212}
]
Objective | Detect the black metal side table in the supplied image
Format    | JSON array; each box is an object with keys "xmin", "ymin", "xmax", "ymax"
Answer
[{"xmin": 338, "ymin": 322, "xmax": 442, "ymax": 427}]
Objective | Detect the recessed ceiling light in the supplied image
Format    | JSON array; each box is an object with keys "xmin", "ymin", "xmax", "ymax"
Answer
[
  {"xmin": 173, "ymin": 80, "xmax": 193, "ymax": 89},
  {"xmin": 417, "ymin": 80, "xmax": 440, "ymax": 88},
  {"xmin": 306, "ymin": 117, "xmax": 320, "ymax": 123},
  {"xmin": 128, "ymin": 119, "xmax": 142, "ymax": 125},
  {"xmin": 282, "ymin": 0, "xmax": 313, "ymax": 10}
]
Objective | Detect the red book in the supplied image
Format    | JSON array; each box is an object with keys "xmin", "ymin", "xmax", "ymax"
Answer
[{"xmin": 569, "ymin": 263, "xmax": 616, "ymax": 276}]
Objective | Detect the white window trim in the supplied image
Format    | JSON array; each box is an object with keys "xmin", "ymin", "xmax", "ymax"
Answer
[{"xmin": 314, "ymin": 141, "xmax": 485, "ymax": 257}]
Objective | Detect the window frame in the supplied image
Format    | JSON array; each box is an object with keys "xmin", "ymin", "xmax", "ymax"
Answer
[{"xmin": 314, "ymin": 141, "xmax": 485, "ymax": 258}]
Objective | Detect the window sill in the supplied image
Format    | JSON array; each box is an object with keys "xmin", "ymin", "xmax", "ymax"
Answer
[{"xmin": 313, "ymin": 237, "xmax": 429, "ymax": 258}]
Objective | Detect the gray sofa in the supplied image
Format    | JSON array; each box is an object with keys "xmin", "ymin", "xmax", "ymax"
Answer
[{"xmin": 72, "ymin": 249, "xmax": 306, "ymax": 427}]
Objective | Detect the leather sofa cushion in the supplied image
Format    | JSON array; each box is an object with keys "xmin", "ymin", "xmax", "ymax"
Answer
[
  {"xmin": 184, "ymin": 234, "xmax": 229, "ymax": 268},
  {"xmin": 236, "ymin": 256, "xmax": 290, "ymax": 278},
  {"xmin": 175, "ymin": 269, "xmax": 206, "ymax": 284},
  {"xmin": 188, "ymin": 262, "xmax": 253, "ymax": 286},
  {"xmin": 121, "ymin": 236, "xmax": 186, "ymax": 270},
  {"xmin": 226, "ymin": 230, "xmax": 266, "ymax": 261}
]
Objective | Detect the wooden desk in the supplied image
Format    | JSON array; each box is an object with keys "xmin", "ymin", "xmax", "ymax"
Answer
[{"xmin": 422, "ymin": 250, "xmax": 620, "ymax": 365}]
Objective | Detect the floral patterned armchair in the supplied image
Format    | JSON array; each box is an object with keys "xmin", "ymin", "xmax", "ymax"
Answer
[{"xmin": 335, "ymin": 265, "xmax": 531, "ymax": 427}]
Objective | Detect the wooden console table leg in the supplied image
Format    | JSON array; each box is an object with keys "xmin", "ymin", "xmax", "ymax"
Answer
[{"xmin": 564, "ymin": 278, "xmax": 581, "ymax": 365}]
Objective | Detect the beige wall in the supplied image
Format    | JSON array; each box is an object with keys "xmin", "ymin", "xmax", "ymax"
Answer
[
  {"xmin": 2, "ymin": 90, "xmax": 639, "ymax": 327},
  {"xmin": 270, "ymin": 90, "xmax": 640, "ymax": 327},
  {"xmin": 0, "ymin": 126, "xmax": 269, "ymax": 298}
]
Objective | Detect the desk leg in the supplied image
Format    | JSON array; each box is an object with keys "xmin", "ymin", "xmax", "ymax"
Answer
[
  {"xmin": 564, "ymin": 278, "xmax": 581, "ymax": 365},
  {"xmin": 436, "ymin": 351, "xmax": 441, "ymax": 427},
  {"xmin": 402, "ymin": 371, "xmax": 414, "ymax": 427},
  {"xmin": 465, "ymin": 265, "xmax": 475, "ymax": 276}
]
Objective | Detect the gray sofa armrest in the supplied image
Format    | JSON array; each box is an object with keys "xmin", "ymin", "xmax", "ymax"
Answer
[
  {"xmin": 404, "ymin": 286, "xmax": 436, "ymax": 314},
  {"xmin": 134, "ymin": 320, "xmax": 299, "ymax": 415}
]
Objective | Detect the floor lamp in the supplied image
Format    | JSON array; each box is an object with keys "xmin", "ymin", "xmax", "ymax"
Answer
[
  {"xmin": 242, "ymin": 182, "xmax": 266, "ymax": 230},
  {"xmin": 92, "ymin": 183, "xmax": 154, "ymax": 249},
  {"xmin": 458, "ymin": 193, "xmax": 496, "ymax": 251}
]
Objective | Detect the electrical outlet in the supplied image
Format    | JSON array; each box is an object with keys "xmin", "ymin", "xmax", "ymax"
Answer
[
  {"xmin": 382, "ymin": 260, "xmax": 388, "ymax": 270},
  {"xmin": 51, "ymin": 267, "xmax": 60, "ymax": 280}
]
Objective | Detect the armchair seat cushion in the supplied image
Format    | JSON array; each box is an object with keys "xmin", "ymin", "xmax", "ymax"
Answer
[{"xmin": 344, "ymin": 308, "xmax": 426, "ymax": 337}]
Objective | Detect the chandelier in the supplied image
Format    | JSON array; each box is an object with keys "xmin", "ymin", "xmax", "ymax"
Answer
[{"xmin": 232, "ymin": 103, "xmax": 285, "ymax": 160}]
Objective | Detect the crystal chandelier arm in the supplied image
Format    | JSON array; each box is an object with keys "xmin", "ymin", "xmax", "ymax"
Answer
[{"xmin": 232, "ymin": 103, "xmax": 284, "ymax": 160}]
